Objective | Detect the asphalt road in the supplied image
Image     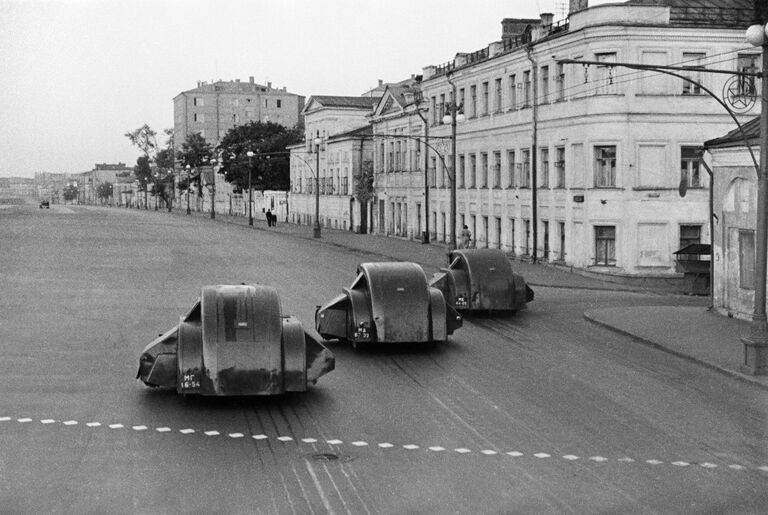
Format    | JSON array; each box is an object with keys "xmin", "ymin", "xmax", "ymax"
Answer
[{"xmin": 0, "ymin": 203, "xmax": 766, "ymax": 514}]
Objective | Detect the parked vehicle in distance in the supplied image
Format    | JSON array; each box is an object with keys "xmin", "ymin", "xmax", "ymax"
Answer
[
  {"xmin": 137, "ymin": 284, "xmax": 335, "ymax": 396},
  {"xmin": 316, "ymin": 261, "xmax": 462, "ymax": 350},
  {"xmin": 429, "ymin": 248, "xmax": 534, "ymax": 312},
  {"xmin": 39, "ymin": 200, "xmax": 50, "ymax": 208}
]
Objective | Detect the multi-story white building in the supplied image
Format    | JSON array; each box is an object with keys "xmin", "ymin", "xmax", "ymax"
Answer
[
  {"xmin": 369, "ymin": 0, "xmax": 757, "ymax": 280},
  {"xmin": 173, "ymin": 77, "xmax": 305, "ymax": 150},
  {"xmin": 289, "ymin": 95, "xmax": 378, "ymax": 233}
]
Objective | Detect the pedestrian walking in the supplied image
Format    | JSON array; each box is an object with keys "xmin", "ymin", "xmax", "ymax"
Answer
[
  {"xmin": 460, "ymin": 225, "xmax": 472, "ymax": 249},
  {"xmin": 266, "ymin": 209, "xmax": 273, "ymax": 227}
]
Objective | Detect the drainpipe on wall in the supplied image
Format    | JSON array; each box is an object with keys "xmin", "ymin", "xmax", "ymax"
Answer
[
  {"xmin": 527, "ymin": 45, "xmax": 539, "ymax": 264},
  {"xmin": 699, "ymin": 150, "xmax": 715, "ymax": 308}
]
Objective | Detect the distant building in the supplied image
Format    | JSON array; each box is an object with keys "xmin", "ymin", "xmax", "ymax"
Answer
[
  {"xmin": 173, "ymin": 77, "xmax": 305, "ymax": 151},
  {"xmin": 289, "ymin": 95, "xmax": 379, "ymax": 233}
]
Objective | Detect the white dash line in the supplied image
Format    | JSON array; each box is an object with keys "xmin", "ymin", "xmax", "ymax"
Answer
[
  {"xmin": 228, "ymin": 433, "xmax": 244, "ymax": 438},
  {"xmin": 204, "ymin": 431, "xmax": 220, "ymax": 436},
  {"xmin": 132, "ymin": 425, "xmax": 147, "ymax": 431},
  {"xmin": 252, "ymin": 434, "xmax": 268, "ymax": 440},
  {"xmin": 351, "ymin": 441, "xmax": 368, "ymax": 447},
  {"xmin": 179, "ymin": 429, "xmax": 195, "ymax": 434},
  {"xmin": 277, "ymin": 436, "xmax": 293, "ymax": 442},
  {"xmin": 40, "ymin": 419, "xmax": 56, "ymax": 424},
  {"xmin": 63, "ymin": 420, "xmax": 78, "ymax": 426},
  {"xmin": 86, "ymin": 422, "xmax": 101, "ymax": 427},
  {"xmin": 156, "ymin": 427, "xmax": 171, "ymax": 433},
  {"xmin": 378, "ymin": 443, "xmax": 394, "ymax": 448}
]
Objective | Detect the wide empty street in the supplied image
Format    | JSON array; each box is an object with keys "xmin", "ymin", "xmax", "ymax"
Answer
[{"xmin": 0, "ymin": 203, "xmax": 766, "ymax": 514}]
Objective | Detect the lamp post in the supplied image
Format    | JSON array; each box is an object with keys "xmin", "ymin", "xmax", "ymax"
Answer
[
  {"xmin": 743, "ymin": 12, "xmax": 768, "ymax": 375},
  {"xmin": 442, "ymin": 77, "xmax": 465, "ymax": 250},
  {"xmin": 167, "ymin": 167, "xmax": 174, "ymax": 212},
  {"xmin": 185, "ymin": 164, "xmax": 192, "ymax": 215},
  {"xmin": 246, "ymin": 150, "xmax": 254, "ymax": 226},
  {"xmin": 412, "ymin": 91, "xmax": 431, "ymax": 243},
  {"xmin": 153, "ymin": 172, "xmax": 159, "ymax": 211},
  {"xmin": 313, "ymin": 137, "xmax": 322, "ymax": 238}
]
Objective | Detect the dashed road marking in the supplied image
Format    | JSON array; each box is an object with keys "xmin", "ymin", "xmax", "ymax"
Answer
[{"xmin": 2, "ymin": 414, "xmax": 763, "ymax": 473}]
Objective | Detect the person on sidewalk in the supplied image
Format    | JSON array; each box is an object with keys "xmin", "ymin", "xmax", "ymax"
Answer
[
  {"xmin": 460, "ymin": 225, "xmax": 472, "ymax": 249},
  {"xmin": 266, "ymin": 209, "xmax": 273, "ymax": 227}
]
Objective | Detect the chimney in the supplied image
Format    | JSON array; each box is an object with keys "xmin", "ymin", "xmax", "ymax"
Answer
[
  {"xmin": 267, "ymin": 81, "xmax": 272, "ymax": 89},
  {"xmin": 569, "ymin": 0, "xmax": 588, "ymax": 14},
  {"xmin": 540, "ymin": 12, "xmax": 554, "ymax": 29},
  {"xmin": 249, "ymin": 76, "xmax": 254, "ymax": 83},
  {"xmin": 378, "ymin": 79, "xmax": 383, "ymax": 87}
]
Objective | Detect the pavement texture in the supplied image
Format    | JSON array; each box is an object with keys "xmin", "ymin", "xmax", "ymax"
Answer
[{"xmin": 180, "ymin": 209, "xmax": 768, "ymax": 390}]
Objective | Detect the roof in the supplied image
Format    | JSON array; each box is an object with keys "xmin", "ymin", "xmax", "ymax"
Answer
[
  {"xmin": 704, "ymin": 116, "xmax": 760, "ymax": 149},
  {"xmin": 329, "ymin": 125, "xmax": 373, "ymax": 140},
  {"xmin": 627, "ymin": 0, "xmax": 755, "ymax": 27},
  {"xmin": 308, "ymin": 96, "xmax": 378, "ymax": 109},
  {"xmin": 674, "ymin": 243, "xmax": 711, "ymax": 255}
]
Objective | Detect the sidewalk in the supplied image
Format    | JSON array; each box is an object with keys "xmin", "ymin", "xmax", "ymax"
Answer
[{"xmin": 181, "ymin": 209, "xmax": 768, "ymax": 390}]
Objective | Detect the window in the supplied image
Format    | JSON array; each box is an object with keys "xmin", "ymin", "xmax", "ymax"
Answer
[
  {"xmin": 194, "ymin": 113, "xmax": 204, "ymax": 123},
  {"xmin": 439, "ymin": 93, "xmax": 446, "ymax": 122},
  {"xmin": 494, "ymin": 78, "xmax": 502, "ymax": 112},
  {"xmin": 493, "ymin": 151, "xmax": 501, "ymax": 188},
  {"xmin": 523, "ymin": 71, "xmax": 531, "ymax": 106},
  {"xmin": 540, "ymin": 148, "xmax": 549, "ymax": 188},
  {"xmin": 595, "ymin": 226, "xmax": 616, "ymax": 265},
  {"xmin": 682, "ymin": 52, "xmax": 705, "ymax": 94},
  {"xmin": 559, "ymin": 221, "xmax": 566, "ymax": 261},
  {"xmin": 510, "ymin": 219, "xmax": 516, "ymax": 255},
  {"xmin": 509, "ymin": 74, "xmax": 517, "ymax": 109},
  {"xmin": 543, "ymin": 221, "xmax": 550, "ymax": 260},
  {"xmin": 458, "ymin": 88, "xmax": 465, "ymax": 110},
  {"xmin": 541, "ymin": 65, "xmax": 549, "ymax": 103},
  {"xmin": 431, "ymin": 96, "xmax": 437, "ymax": 125},
  {"xmin": 193, "ymin": 97, "xmax": 204, "ymax": 106},
  {"xmin": 738, "ymin": 54, "xmax": 759, "ymax": 97},
  {"xmin": 681, "ymin": 146, "xmax": 702, "ymax": 188},
  {"xmin": 429, "ymin": 156, "xmax": 436, "ymax": 186},
  {"xmin": 470, "ymin": 85, "xmax": 477, "ymax": 117},
  {"xmin": 740, "ymin": 229, "xmax": 755, "ymax": 289},
  {"xmin": 524, "ymin": 219, "xmax": 531, "ymax": 255},
  {"xmin": 459, "ymin": 155, "xmax": 465, "ymax": 188},
  {"xmin": 555, "ymin": 146, "xmax": 565, "ymax": 188},
  {"xmin": 469, "ymin": 154, "xmax": 477, "ymax": 188},
  {"xmin": 521, "ymin": 149, "xmax": 531, "ymax": 187},
  {"xmin": 594, "ymin": 145, "xmax": 616, "ymax": 187},
  {"xmin": 232, "ymin": 114, "xmax": 239, "ymax": 124},
  {"xmin": 482, "ymin": 81, "xmax": 489, "ymax": 115},
  {"xmin": 595, "ymin": 52, "xmax": 618, "ymax": 94},
  {"xmin": 680, "ymin": 225, "xmax": 701, "ymax": 249},
  {"xmin": 277, "ymin": 99, "xmax": 282, "ymax": 108},
  {"xmin": 555, "ymin": 62, "xmax": 565, "ymax": 101},
  {"xmin": 507, "ymin": 150, "xmax": 516, "ymax": 187},
  {"xmin": 265, "ymin": 99, "xmax": 269, "ymax": 108},
  {"xmin": 480, "ymin": 153, "xmax": 488, "ymax": 188}
]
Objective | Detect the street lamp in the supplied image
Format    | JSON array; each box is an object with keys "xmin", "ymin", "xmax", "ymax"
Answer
[
  {"xmin": 153, "ymin": 172, "xmax": 159, "ymax": 211},
  {"xmin": 313, "ymin": 137, "xmax": 322, "ymax": 238},
  {"xmin": 246, "ymin": 150, "xmax": 254, "ymax": 226},
  {"xmin": 742, "ymin": 13, "xmax": 768, "ymax": 375},
  {"xmin": 442, "ymin": 77, "xmax": 465, "ymax": 250},
  {"xmin": 185, "ymin": 164, "xmax": 192, "ymax": 215}
]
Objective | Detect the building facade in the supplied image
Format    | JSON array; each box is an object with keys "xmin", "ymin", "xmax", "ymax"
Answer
[
  {"xmin": 369, "ymin": 0, "xmax": 756, "ymax": 279},
  {"xmin": 173, "ymin": 77, "xmax": 305, "ymax": 151},
  {"xmin": 289, "ymin": 96, "xmax": 377, "ymax": 233},
  {"xmin": 706, "ymin": 117, "xmax": 760, "ymax": 320}
]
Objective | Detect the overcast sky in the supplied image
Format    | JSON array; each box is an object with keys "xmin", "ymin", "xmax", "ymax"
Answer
[{"xmin": 0, "ymin": 0, "xmax": 616, "ymax": 178}]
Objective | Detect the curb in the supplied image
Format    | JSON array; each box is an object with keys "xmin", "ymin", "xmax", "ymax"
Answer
[{"xmin": 583, "ymin": 312, "xmax": 768, "ymax": 391}]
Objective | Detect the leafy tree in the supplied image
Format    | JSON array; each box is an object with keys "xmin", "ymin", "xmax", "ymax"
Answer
[
  {"xmin": 133, "ymin": 155, "xmax": 152, "ymax": 191},
  {"xmin": 97, "ymin": 182, "xmax": 113, "ymax": 204},
  {"xmin": 125, "ymin": 124, "xmax": 158, "ymax": 158},
  {"xmin": 217, "ymin": 122, "xmax": 302, "ymax": 191},
  {"xmin": 176, "ymin": 132, "xmax": 213, "ymax": 198},
  {"xmin": 354, "ymin": 160, "xmax": 374, "ymax": 203},
  {"xmin": 155, "ymin": 148, "xmax": 174, "ymax": 170},
  {"xmin": 62, "ymin": 184, "xmax": 78, "ymax": 202}
]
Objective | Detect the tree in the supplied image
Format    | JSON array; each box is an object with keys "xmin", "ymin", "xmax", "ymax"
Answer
[
  {"xmin": 217, "ymin": 122, "xmax": 302, "ymax": 191},
  {"xmin": 125, "ymin": 124, "xmax": 158, "ymax": 158},
  {"xmin": 97, "ymin": 182, "xmax": 113, "ymax": 204},
  {"xmin": 176, "ymin": 132, "xmax": 213, "ymax": 198},
  {"xmin": 62, "ymin": 184, "xmax": 78, "ymax": 202}
]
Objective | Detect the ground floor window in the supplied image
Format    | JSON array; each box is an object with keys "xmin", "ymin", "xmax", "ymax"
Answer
[
  {"xmin": 594, "ymin": 225, "xmax": 616, "ymax": 266},
  {"xmin": 740, "ymin": 229, "xmax": 755, "ymax": 289}
]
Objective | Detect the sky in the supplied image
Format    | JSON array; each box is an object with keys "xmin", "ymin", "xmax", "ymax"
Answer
[{"xmin": 0, "ymin": 0, "xmax": 616, "ymax": 178}]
